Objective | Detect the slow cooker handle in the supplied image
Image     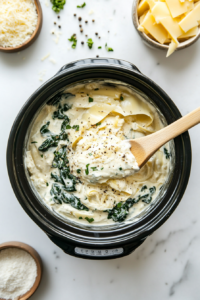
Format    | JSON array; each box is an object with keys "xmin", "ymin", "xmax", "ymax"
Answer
[{"xmin": 55, "ymin": 58, "xmax": 142, "ymax": 76}]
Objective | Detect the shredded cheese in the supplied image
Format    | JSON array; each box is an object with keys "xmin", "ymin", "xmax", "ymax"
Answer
[{"xmin": 0, "ymin": 0, "xmax": 38, "ymax": 48}]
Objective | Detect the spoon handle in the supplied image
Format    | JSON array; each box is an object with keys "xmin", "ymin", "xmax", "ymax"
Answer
[{"xmin": 132, "ymin": 107, "xmax": 200, "ymax": 162}]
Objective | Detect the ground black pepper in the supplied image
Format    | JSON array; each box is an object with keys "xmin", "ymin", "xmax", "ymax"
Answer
[
  {"xmin": 81, "ymin": 41, "xmax": 84, "ymax": 45},
  {"xmin": 74, "ymin": 13, "xmax": 76, "ymax": 16},
  {"xmin": 57, "ymin": 15, "xmax": 60, "ymax": 19},
  {"xmin": 95, "ymin": 32, "xmax": 98, "ymax": 35},
  {"xmin": 92, "ymin": 19, "xmax": 95, "ymax": 22},
  {"xmin": 78, "ymin": 17, "xmax": 82, "ymax": 21}
]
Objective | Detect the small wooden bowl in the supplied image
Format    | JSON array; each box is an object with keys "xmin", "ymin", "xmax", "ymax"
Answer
[
  {"xmin": 132, "ymin": 0, "xmax": 200, "ymax": 53},
  {"xmin": 0, "ymin": 241, "xmax": 42, "ymax": 300},
  {"xmin": 0, "ymin": 0, "xmax": 43, "ymax": 53}
]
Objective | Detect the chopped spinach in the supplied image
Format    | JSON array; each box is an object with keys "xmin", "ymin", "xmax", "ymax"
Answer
[
  {"xmin": 120, "ymin": 95, "xmax": 124, "ymax": 101},
  {"xmin": 164, "ymin": 147, "xmax": 171, "ymax": 159},
  {"xmin": 141, "ymin": 185, "xmax": 147, "ymax": 192},
  {"xmin": 61, "ymin": 117, "xmax": 70, "ymax": 131},
  {"xmin": 31, "ymin": 141, "xmax": 37, "ymax": 144},
  {"xmin": 40, "ymin": 121, "xmax": 51, "ymax": 135},
  {"xmin": 38, "ymin": 136, "xmax": 59, "ymax": 152},
  {"xmin": 49, "ymin": 93, "xmax": 74, "ymax": 107},
  {"xmin": 85, "ymin": 217, "xmax": 94, "ymax": 223},
  {"xmin": 107, "ymin": 186, "xmax": 156, "ymax": 222},
  {"xmin": 96, "ymin": 122, "xmax": 101, "ymax": 126},
  {"xmin": 89, "ymin": 97, "xmax": 93, "ymax": 102},
  {"xmin": 77, "ymin": 169, "xmax": 81, "ymax": 174},
  {"xmin": 79, "ymin": 217, "xmax": 83, "ymax": 219}
]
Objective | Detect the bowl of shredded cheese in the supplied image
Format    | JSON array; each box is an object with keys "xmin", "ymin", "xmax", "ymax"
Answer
[
  {"xmin": 132, "ymin": 0, "xmax": 200, "ymax": 57},
  {"xmin": 0, "ymin": 0, "xmax": 43, "ymax": 53},
  {"xmin": 0, "ymin": 241, "xmax": 42, "ymax": 300}
]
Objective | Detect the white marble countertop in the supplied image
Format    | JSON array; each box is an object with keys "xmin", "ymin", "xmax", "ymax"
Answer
[{"xmin": 1, "ymin": 0, "xmax": 200, "ymax": 299}]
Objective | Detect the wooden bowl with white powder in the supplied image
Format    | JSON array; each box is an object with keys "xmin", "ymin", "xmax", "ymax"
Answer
[
  {"xmin": 0, "ymin": 241, "xmax": 42, "ymax": 300},
  {"xmin": 0, "ymin": 0, "xmax": 43, "ymax": 53}
]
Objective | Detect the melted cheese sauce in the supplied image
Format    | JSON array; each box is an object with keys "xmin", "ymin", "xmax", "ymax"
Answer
[{"xmin": 25, "ymin": 82, "xmax": 172, "ymax": 226}]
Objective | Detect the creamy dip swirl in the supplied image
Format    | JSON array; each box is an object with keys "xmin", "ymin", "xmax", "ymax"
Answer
[{"xmin": 25, "ymin": 82, "xmax": 172, "ymax": 226}]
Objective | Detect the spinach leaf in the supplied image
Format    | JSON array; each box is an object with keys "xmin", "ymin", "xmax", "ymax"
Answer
[
  {"xmin": 61, "ymin": 117, "xmax": 70, "ymax": 132},
  {"xmin": 40, "ymin": 121, "xmax": 51, "ymax": 135},
  {"xmin": 38, "ymin": 136, "xmax": 59, "ymax": 152},
  {"xmin": 62, "ymin": 192, "xmax": 89, "ymax": 210},
  {"xmin": 141, "ymin": 185, "xmax": 147, "ymax": 192},
  {"xmin": 107, "ymin": 186, "xmax": 156, "ymax": 222}
]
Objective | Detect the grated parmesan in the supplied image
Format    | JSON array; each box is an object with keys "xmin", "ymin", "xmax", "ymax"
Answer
[{"xmin": 0, "ymin": 0, "xmax": 38, "ymax": 48}]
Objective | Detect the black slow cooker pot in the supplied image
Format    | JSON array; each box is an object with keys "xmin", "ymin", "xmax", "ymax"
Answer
[{"xmin": 7, "ymin": 58, "xmax": 191, "ymax": 260}]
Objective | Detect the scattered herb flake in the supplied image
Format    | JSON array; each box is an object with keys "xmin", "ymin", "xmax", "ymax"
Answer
[
  {"xmin": 85, "ymin": 164, "xmax": 90, "ymax": 175},
  {"xmin": 105, "ymin": 43, "xmax": 114, "ymax": 52},
  {"xmin": 72, "ymin": 125, "xmax": 79, "ymax": 131},
  {"xmin": 31, "ymin": 141, "xmax": 37, "ymax": 144},
  {"xmin": 41, "ymin": 155, "xmax": 43, "ymax": 158},
  {"xmin": 91, "ymin": 167, "xmax": 98, "ymax": 171},
  {"xmin": 51, "ymin": 0, "xmax": 66, "ymax": 12},
  {"xmin": 87, "ymin": 38, "xmax": 93, "ymax": 49},
  {"xmin": 89, "ymin": 153, "xmax": 92, "ymax": 156},
  {"xmin": 77, "ymin": 2, "xmax": 86, "ymax": 8},
  {"xmin": 79, "ymin": 217, "xmax": 83, "ymax": 219},
  {"xmin": 120, "ymin": 95, "xmax": 124, "ymax": 101},
  {"xmin": 77, "ymin": 169, "xmax": 81, "ymax": 174},
  {"xmin": 98, "ymin": 46, "xmax": 102, "ymax": 49},
  {"xmin": 101, "ymin": 167, "xmax": 104, "ymax": 170},
  {"xmin": 89, "ymin": 97, "xmax": 93, "ymax": 102},
  {"xmin": 119, "ymin": 167, "xmax": 123, "ymax": 171},
  {"xmin": 94, "ymin": 88, "xmax": 99, "ymax": 90},
  {"xmin": 66, "ymin": 125, "xmax": 72, "ymax": 129},
  {"xmin": 85, "ymin": 217, "xmax": 94, "ymax": 223},
  {"xmin": 164, "ymin": 147, "xmax": 171, "ymax": 159},
  {"xmin": 96, "ymin": 122, "xmax": 101, "ymax": 126},
  {"xmin": 68, "ymin": 35, "xmax": 77, "ymax": 49},
  {"xmin": 46, "ymin": 182, "xmax": 49, "ymax": 186}
]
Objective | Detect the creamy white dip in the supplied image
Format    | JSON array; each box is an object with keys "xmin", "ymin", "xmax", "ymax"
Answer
[{"xmin": 25, "ymin": 82, "xmax": 172, "ymax": 226}]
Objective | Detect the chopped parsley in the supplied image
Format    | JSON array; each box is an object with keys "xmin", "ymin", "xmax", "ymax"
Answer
[
  {"xmin": 68, "ymin": 35, "xmax": 77, "ymax": 49},
  {"xmin": 164, "ymin": 147, "xmax": 171, "ymax": 159},
  {"xmin": 46, "ymin": 182, "xmax": 49, "ymax": 186},
  {"xmin": 41, "ymin": 155, "xmax": 43, "ymax": 158},
  {"xmin": 91, "ymin": 167, "xmax": 98, "ymax": 171},
  {"xmin": 96, "ymin": 122, "xmax": 101, "ymax": 126},
  {"xmin": 76, "ymin": 169, "xmax": 81, "ymax": 174},
  {"xmin": 105, "ymin": 43, "xmax": 114, "ymax": 52},
  {"xmin": 85, "ymin": 217, "xmax": 94, "ymax": 223},
  {"xmin": 101, "ymin": 167, "xmax": 104, "ymax": 170},
  {"xmin": 89, "ymin": 97, "xmax": 93, "ymax": 102},
  {"xmin": 89, "ymin": 153, "xmax": 92, "ymax": 156},
  {"xmin": 120, "ymin": 95, "xmax": 124, "ymax": 101},
  {"xmin": 119, "ymin": 167, "xmax": 123, "ymax": 171},
  {"xmin": 72, "ymin": 125, "xmax": 79, "ymax": 131},
  {"xmin": 87, "ymin": 38, "xmax": 94, "ymax": 49},
  {"xmin": 79, "ymin": 217, "xmax": 83, "ymax": 219},
  {"xmin": 31, "ymin": 141, "xmax": 37, "ymax": 144},
  {"xmin": 51, "ymin": 0, "xmax": 66, "ymax": 12},
  {"xmin": 77, "ymin": 2, "xmax": 86, "ymax": 8},
  {"xmin": 98, "ymin": 46, "xmax": 102, "ymax": 49},
  {"xmin": 85, "ymin": 164, "xmax": 90, "ymax": 175}
]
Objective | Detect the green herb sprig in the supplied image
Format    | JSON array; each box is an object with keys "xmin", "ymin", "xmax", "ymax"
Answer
[
  {"xmin": 69, "ymin": 35, "xmax": 77, "ymax": 49},
  {"xmin": 77, "ymin": 2, "xmax": 86, "ymax": 8},
  {"xmin": 87, "ymin": 38, "xmax": 94, "ymax": 49},
  {"xmin": 51, "ymin": 0, "xmax": 66, "ymax": 13},
  {"xmin": 105, "ymin": 43, "xmax": 114, "ymax": 52}
]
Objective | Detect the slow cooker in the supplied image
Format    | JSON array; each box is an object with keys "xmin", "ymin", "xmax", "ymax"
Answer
[{"xmin": 7, "ymin": 58, "xmax": 192, "ymax": 260}]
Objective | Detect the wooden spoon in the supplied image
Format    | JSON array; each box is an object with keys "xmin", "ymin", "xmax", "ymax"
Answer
[{"xmin": 129, "ymin": 107, "xmax": 200, "ymax": 168}]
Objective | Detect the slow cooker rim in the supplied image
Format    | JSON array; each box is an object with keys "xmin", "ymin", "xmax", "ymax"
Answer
[{"xmin": 6, "ymin": 58, "xmax": 192, "ymax": 245}]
